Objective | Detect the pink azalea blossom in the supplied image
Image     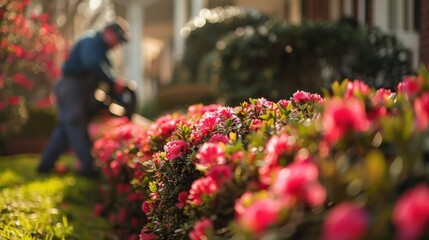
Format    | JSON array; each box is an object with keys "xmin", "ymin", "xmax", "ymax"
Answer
[
  {"xmin": 414, "ymin": 93, "xmax": 429, "ymax": 130},
  {"xmin": 196, "ymin": 142, "xmax": 226, "ymax": 168},
  {"xmin": 209, "ymin": 134, "xmax": 229, "ymax": 144},
  {"xmin": 189, "ymin": 218, "xmax": 213, "ymax": 240},
  {"xmin": 277, "ymin": 99, "xmax": 290, "ymax": 109},
  {"xmin": 392, "ymin": 184, "xmax": 429, "ymax": 240},
  {"xmin": 139, "ymin": 229, "xmax": 157, "ymax": 240},
  {"xmin": 272, "ymin": 160, "xmax": 326, "ymax": 207},
  {"xmin": 345, "ymin": 80, "xmax": 370, "ymax": 98},
  {"xmin": 236, "ymin": 198, "xmax": 282, "ymax": 235},
  {"xmin": 188, "ymin": 176, "xmax": 219, "ymax": 205},
  {"xmin": 322, "ymin": 97, "xmax": 370, "ymax": 144},
  {"xmin": 110, "ymin": 160, "xmax": 122, "ymax": 177},
  {"xmin": 322, "ymin": 202, "xmax": 369, "ymax": 240},
  {"xmin": 142, "ymin": 201, "xmax": 153, "ymax": 214},
  {"xmin": 93, "ymin": 203, "xmax": 104, "ymax": 217},
  {"xmin": 175, "ymin": 191, "xmax": 188, "ymax": 209},
  {"xmin": 293, "ymin": 90, "xmax": 311, "ymax": 103},
  {"xmin": 397, "ymin": 76, "xmax": 422, "ymax": 98},
  {"xmin": 164, "ymin": 140, "xmax": 187, "ymax": 161},
  {"xmin": 198, "ymin": 112, "xmax": 221, "ymax": 135},
  {"xmin": 259, "ymin": 134, "xmax": 296, "ymax": 185},
  {"xmin": 207, "ymin": 165, "xmax": 232, "ymax": 185}
]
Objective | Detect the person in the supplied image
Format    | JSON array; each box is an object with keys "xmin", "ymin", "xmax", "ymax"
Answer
[{"xmin": 37, "ymin": 17, "xmax": 131, "ymax": 178}]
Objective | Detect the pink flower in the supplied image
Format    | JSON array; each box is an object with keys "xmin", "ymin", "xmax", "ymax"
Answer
[
  {"xmin": 93, "ymin": 203, "xmax": 104, "ymax": 217},
  {"xmin": 322, "ymin": 202, "xmax": 369, "ymax": 240},
  {"xmin": 188, "ymin": 176, "xmax": 219, "ymax": 205},
  {"xmin": 272, "ymin": 161, "xmax": 326, "ymax": 207},
  {"xmin": 13, "ymin": 73, "xmax": 32, "ymax": 89},
  {"xmin": 189, "ymin": 218, "xmax": 213, "ymax": 240},
  {"xmin": 259, "ymin": 134, "xmax": 296, "ymax": 185},
  {"xmin": 164, "ymin": 140, "xmax": 187, "ymax": 161},
  {"xmin": 7, "ymin": 96, "xmax": 21, "ymax": 106},
  {"xmin": 175, "ymin": 191, "xmax": 188, "ymax": 209},
  {"xmin": 345, "ymin": 80, "xmax": 370, "ymax": 98},
  {"xmin": 110, "ymin": 160, "xmax": 121, "ymax": 177},
  {"xmin": 293, "ymin": 90, "xmax": 311, "ymax": 103},
  {"xmin": 397, "ymin": 76, "xmax": 422, "ymax": 98},
  {"xmin": 322, "ymin": 97, "xmax": 370, "ymax": 144},
  {"xmin": 196, "ymin": 143, "xmax": 226, "ymax": 168},
  {"xmin": 392, "ymin": 184, "xmax": 429, "ymax": 240},
  {"xmin": 236, "ymin": 199, "xmax": 282, "ymax": 235},
  {"xmin": 309, "ymin": 93, "xmax": 323, "ymax": 103},
  {"xmin": 373, "ymin": 88, "xmax": 393, "ymax": 105},
  {"xmin": 139, "ymin": 229, "xmax": 157, "ymax": 240},
  {"xmin": 209, "ymin": 134, "xmax": 229, "ymax": 144},
  {"xmin": 277, "ymin": 99, "xmax": 290, "ymax": 108},
  {"xmin": 414, "ymin": 93, "xmax": 429, "ymax": 130},
  {"xmin": 207, "ymin": 165, "xmax": 232, "ymax": 185},
  {"xmin": 142, "ymin": 201, "xmax": 153, "ymax": 214},
  {"xmin": 198, "ymin": 112, "xmax": 221, "ymax": 135}
]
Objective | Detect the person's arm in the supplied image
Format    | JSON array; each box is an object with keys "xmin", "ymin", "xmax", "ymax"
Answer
[{"xmin": 78, "ymin": 38, "xmax": 119, "ymax": 88}]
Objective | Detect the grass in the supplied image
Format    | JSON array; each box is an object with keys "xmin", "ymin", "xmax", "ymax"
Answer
[{"xmin": 0, "ymin": 154, "xmax": 117, "ymax": 239}]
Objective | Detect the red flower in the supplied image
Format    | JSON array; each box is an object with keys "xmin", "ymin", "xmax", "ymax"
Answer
[
  {"xmin": 206, "ymin": 165, "xmax": 232, "ymax": 185},
  {"xmin": 110, "ymin": 160, "xmax": 122, "ymax": 177},
  {"xmin": 164, "ymin": 140, "xmax": 187, "ymax": 161},
  {"xmin": 189, "ymin": 218, "xmax": 213, "ymax": 240},
  {"xmin": 196, "ymin": 142, "xmax": 226, "ymax": 168},
  {"xmin": 322, "ymin": 97, "xmax": 370, "ymax": 144},
  {"xmin": 93, "ymin": 203, "xmax": 104, "ymax": 217},
  {"xmin": 139, "ymin": 229, "xmax": 157, "ymax": 240},
  {"xmin": 259, "ymin": 134, "xmax": 296, "ymax": 185},
  {"xmin": 293, "ymin": 90, "xmax": 311, "ymax": 103},
  {"xmin": 209, "ymin": 134, "xmax": 229, "ymax": 144},
  {"xmin": 236, "ymin": 199, "xmax": 282, "ymax": 235},
  {"xmin": 322, "ymin": 202, "xmax": 369, "ymax": 240},
  {"xmin": 392, "ymin": 184, "xmax": 429, "ymax": 240},
  {"xmin": 13, "ymin": 73, "xmax": 32, "ymax": 89},
  {"xmin": 142, "ymin": 201, "xmax": 153, "ymax": 214},
  {"xmin": 7, "ymin": 96, "xmax": 21, "ymax": 106},
  {"xmin": 414, "ymin": 93, "xmax": 429, "ymax": 130},
  {"xmin": 188, "ymin": 176, "xmax": 219, "ymax": 205},
  {"xmin": 198, "ymin": 112, "xmax": 221, "ymax": 135},
  {"xmin": 175, "ymin": 191, "xmax": 188, "ymax": 209},
  {"xmin": 397, "ymin": 76, "xmax": 422, "ymax": 98},
  {"xmin": 272, "ymin": 160, "xmax": 326, "ymax": 207},
  {"xmin": 345, "ymin": 80, "xmax": 370, "ymax": 98}
]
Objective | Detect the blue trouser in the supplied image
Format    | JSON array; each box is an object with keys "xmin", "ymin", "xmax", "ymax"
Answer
[{"xmin": 39, "ymin": 74, "xmax": 99, "ymax": 173}]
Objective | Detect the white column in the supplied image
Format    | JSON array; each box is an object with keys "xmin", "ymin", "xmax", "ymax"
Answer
[
  {"xmin": 174, "ymin": 0, "xmax": 187, "ymax": 61},
  {"xmin": 343, "ymin": 0, "xmax": 354, "ymax": 17},
  {"xmin": 329, "ymin": 0, "xmax": 341, "ymax": 21},
  {"xmin": 191, "ymin": 0, "xmax": 207, "ymax": 18},
  {"xmin": 123, "ymin": 0, "xmax": 144, "ymax": 104},
  {"xmin": 373, "ymin": 0, "xmax": 388, "ymax": 31},
  {"xmin": 357, "ymin": 0, "xmax": 366, "ymax": 25},
  {"xmin": 288, "ymin": 0, "xmax": 302, "ymax": 24}
]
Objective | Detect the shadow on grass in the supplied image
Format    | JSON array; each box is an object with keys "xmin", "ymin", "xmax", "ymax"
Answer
[{"xmin": 0, "ymin": 154, "xmax": 118, "ymax": 239}]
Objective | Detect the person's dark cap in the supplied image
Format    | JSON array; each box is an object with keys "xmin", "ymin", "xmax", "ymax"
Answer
[{"xmin": 104, "ymin": 17, "xmax": 131, "ymax": 43}]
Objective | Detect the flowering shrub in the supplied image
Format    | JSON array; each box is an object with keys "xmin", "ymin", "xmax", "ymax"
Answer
[
  {"xmin": 94, "ymin": 68, "xmax": 429, "ymax": 239},
  {"xmin": 0, "ymin": 0, "xmax": 59, "ymax": 139},
  {"xmin": 92, "ymin": 117, "xmax": 148, "ymax": 239}
]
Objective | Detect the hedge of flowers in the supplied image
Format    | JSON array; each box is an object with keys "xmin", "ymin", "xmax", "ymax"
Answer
[
  {"xmin": 94, "ymin": 67, "xmax": 429, "ymax": 240},
  {"xmin": 0, "ymin": 0, "xmax": 59, "ymax": 138}
]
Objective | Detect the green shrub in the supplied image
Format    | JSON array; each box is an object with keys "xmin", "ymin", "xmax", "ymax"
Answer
[{"xmin": 201, "ymin": 20, "xmax": 411, "ymax": 105}]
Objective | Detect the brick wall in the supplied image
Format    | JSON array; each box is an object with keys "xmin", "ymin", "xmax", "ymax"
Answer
[
  {"xmin": 305, "ymin": 0, "xmax": 329, "ymax": 21},
  {"xmin": 421, "ymin": 0, "xmax": 429, "ymax": 65},
  {"xmin": 366, "ymin": 0, "xmax": 373, "ymax": 26}
]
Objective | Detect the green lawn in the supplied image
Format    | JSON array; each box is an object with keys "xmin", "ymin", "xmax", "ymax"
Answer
[{"xmin": 0, "ymin": 154, "xmax": 116, "ymax": 239}]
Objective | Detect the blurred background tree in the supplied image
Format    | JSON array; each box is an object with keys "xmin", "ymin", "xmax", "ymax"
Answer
[{"xmin": 163, "ymin": 7, "xmax": 411, "ymax": 108}]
